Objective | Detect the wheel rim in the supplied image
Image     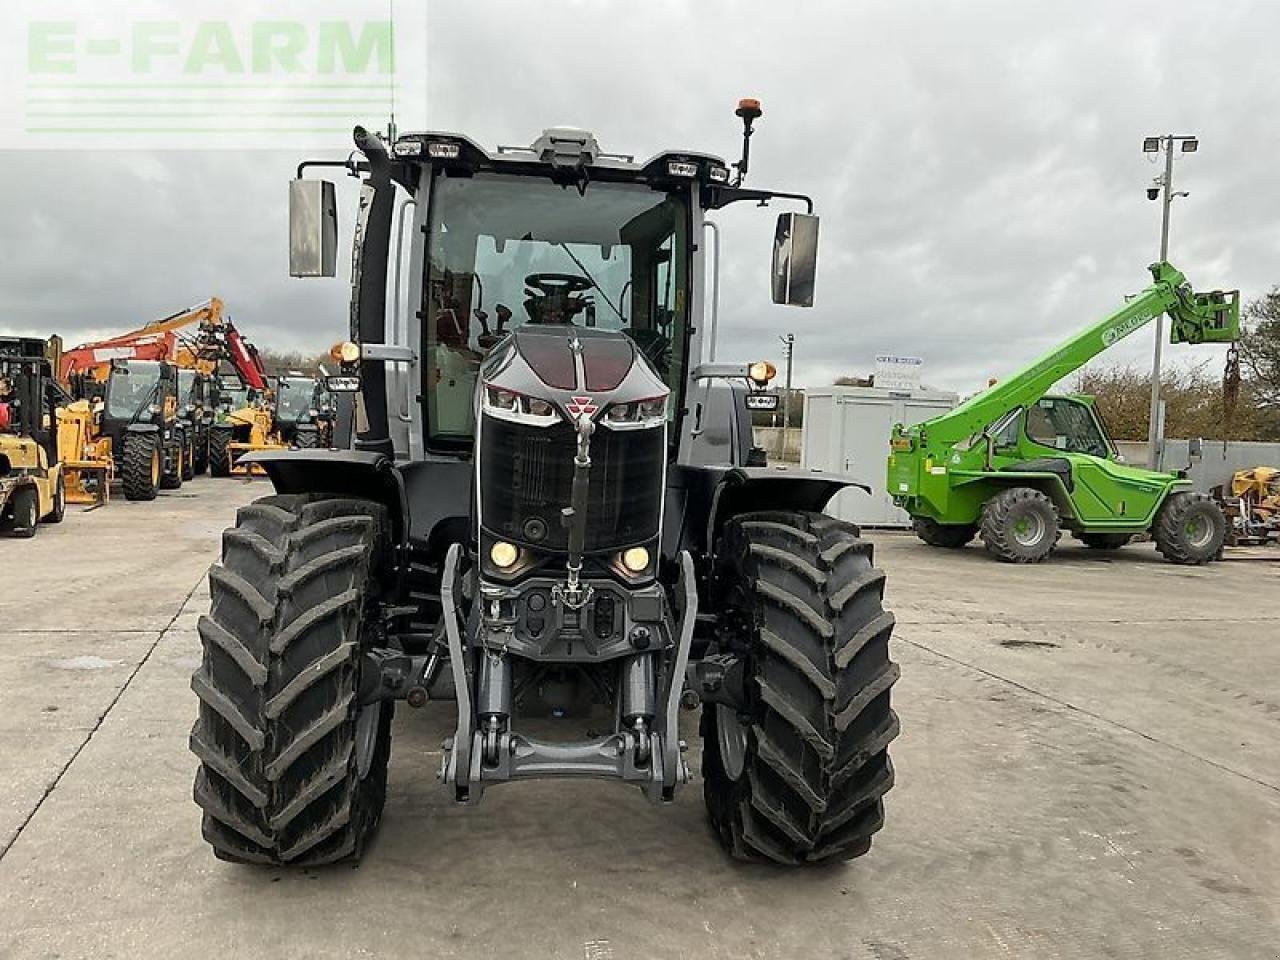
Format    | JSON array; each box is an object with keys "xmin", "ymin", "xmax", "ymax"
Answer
[
  {"xmin": 354, "ymin": 702, "xmax": 381, "ymax": 780},
  {"xmin": 22, "ymin": 494, "xmax": 37, "ymax": 528},
  {"xmin": 1012, "ymin": 511, "xmax": 1046, "ymax": 547},
  {"xmin": 716, "ymin": 703, "xmax": 748, "ymax": 782},
  {"xmin": 1185, "ymin": 513, "xmax": 1214, "ymax": 549}
]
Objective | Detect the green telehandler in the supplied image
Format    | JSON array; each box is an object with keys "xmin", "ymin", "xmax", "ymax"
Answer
[{"xmin": 887, "ymin": 261, "xmax": 1239, "ymax": 564}]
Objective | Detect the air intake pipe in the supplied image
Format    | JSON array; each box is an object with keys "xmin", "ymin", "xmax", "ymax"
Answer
[{"xmin": 351, "ymin": 125, "xmax": 394, "ymax": 456}]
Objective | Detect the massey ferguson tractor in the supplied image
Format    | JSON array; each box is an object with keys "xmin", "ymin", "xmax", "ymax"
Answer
[{"xmin": 189, "ymin": 102, "xmax": 900, "ymax": 867}]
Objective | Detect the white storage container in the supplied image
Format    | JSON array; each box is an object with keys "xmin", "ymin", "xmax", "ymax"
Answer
[{"xmin": 803, "ymin": 386, "xmax": 959, "ymax": 527}]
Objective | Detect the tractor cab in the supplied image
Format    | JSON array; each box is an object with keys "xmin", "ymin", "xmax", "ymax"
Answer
[{"xmin": 272, "ymin": 374, "xmax": 324, "ymax": 446}]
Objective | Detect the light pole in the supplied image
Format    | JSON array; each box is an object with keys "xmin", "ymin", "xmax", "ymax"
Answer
[
  {"xmin": 1142, "ymin": 133, "xmax": 1198, "ymax": 469},
  {"xmin": 779, "ymin": 333, "xmax": 795, "ymax": 433}
]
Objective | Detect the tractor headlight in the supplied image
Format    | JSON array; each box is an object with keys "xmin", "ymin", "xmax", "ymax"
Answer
[
  {"xmin": 489, "ymin": 540, "xmax": 520, "ymax": 570},
  {"xmin": 602, "ymin": 395, "xmax": 666, "ymax": 430},
  {"xmin": 482, "ymin": 385, "xmax": 561, "ymax": 426},
  {"xmin": 620, "ymin": 546, "xmax": 650, "ymax": 573}
]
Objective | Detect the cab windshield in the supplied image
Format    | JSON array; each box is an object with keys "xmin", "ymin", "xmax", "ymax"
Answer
[
  {"xmin": 1025, "ymin": 397, "xmax": 1113, "ymax": 459},
  {"xmin": 422, "ymin": 173, "xmax": 689, "ymax": 441},
  {"xmin": 105, "ymin": 362, "xmax": 161, "ymax": 420},
  {"xmin": 178, "ymin": 370, "xmax": 197, "ymax": 403},
  {"xmin": 275, "ymin": 378, "xmax": 314, "ymax": 422}
]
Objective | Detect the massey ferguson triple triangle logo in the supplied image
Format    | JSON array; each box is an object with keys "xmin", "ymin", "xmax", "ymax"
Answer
[{"xmin": 566, "ymin": 396, "xmax": 598, "ymax": 417}]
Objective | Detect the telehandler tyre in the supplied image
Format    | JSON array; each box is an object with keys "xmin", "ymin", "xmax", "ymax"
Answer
[
  {"xmin": 1078, "ymin": 532, "xmax": 1131, "ymax": 551},
  {"xmin": 1153, "ymin": 492, "xmax": 1225, "ymax": 565},
  {"xmin": 122, "ymin": 434, "xmax": 160, "ymax": 502},
  {"xmin": 160, "ymin": 431, "xmax": 184, "ymax": 490},
  {"xmin": 701, "ymin": 511, "xmax": 899, "ymax": 865},
  {"xmin": 979, "ymin": 487, "xmax": 1059, "ymax": 563},
  {"xmin": 181, "ymin": 431, "xmax": 195, "ymax": 482},
  {"xmin": 912, "ymin": 516, "xmax": 976, "ymax": 549},
  {"xmin": 209, "ymin": 428, "xmax": 233, "ymax": 478},
  {"xmin": 190, "ymin": 495, "xmax": 393, "ymax": 866},
  {"xmin": 192, "ymin": 431, "xmax": 209, "ymax": 476}
]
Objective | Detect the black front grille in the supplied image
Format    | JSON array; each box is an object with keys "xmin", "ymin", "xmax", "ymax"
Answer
[{"xmin": 480, "ymin": 415, "xmax": 664, "ymax": 552}]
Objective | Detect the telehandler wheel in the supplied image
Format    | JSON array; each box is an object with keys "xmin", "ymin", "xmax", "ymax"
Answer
[
  {"xmin": 181, "ymin": 431, "xmax": 195, "ymax": 482},
  {"xmin": 192, "ymin": 431, "xmax": 209, "ymax": 476},
  {"xmin": 1078, "ymin": 532, "xmax": 1131, "ymax": 551},
  {"xmin": 208, "ymin": 428, "xmax": 233, "ymax": 478},
  {"xmin": 979, "ymin": 487, "xmax": 1059, "ymax": 563},
  {"xmin": 160, "ymin": 432, "xmax": 184, "ymax": 490},
  {"xmin": 912, "ymin": 516, "xmax": 976, "ymax": 549},
  {"xmin": 10, "ymin": 487, "xmax": 39, "ymax": 538},
  {"xmin": 190, "ymin": 495, "xmax": 393, "ymax": 866},
  {"xmin": 47, "ymin": 474, "xmax": 66, "ymax": 524},
  {"xmin": 701, "ymin": 511, "xmax": 899, "ymax": 865},
  {"xmin": 1153, "ymin": 492, "xmax": 1226, "ymax": 565},
  {"xmin": 122, "ymin": 434, "xmax": 160, "ymax": 502},
  {"xmin": 294, "ymin": 428, "xmax": 319, "ymax": 449}
]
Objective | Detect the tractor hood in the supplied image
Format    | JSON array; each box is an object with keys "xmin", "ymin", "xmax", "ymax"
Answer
[{"xmin": 479, "ymin": 326, "xmax": 669, "ymax": 421}]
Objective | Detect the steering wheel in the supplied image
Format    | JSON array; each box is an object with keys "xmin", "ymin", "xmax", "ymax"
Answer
[{"xmin": 525, "ymin": 273, "xmax": 593, "ymax": 296}]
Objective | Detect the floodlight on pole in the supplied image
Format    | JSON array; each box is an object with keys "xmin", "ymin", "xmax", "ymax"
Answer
[{"xmin": 1142, "ymin": 132, "xmax": 1198, "ymax": 469}]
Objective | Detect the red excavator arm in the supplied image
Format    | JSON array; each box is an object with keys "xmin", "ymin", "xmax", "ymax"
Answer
[{"xmin": 60, "ymin": 297, "xmax": 268, "ymax": 392}]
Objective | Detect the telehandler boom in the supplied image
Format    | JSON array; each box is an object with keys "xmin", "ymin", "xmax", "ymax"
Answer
[{"xmin": 888, "ymin": 261, "xmax": 1239, "ymax": 563}]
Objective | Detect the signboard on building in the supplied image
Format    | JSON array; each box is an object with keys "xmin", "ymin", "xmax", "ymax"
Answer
[{"xmin": 873, "ymin": 355, "xmax": 923, "ymax": 392}]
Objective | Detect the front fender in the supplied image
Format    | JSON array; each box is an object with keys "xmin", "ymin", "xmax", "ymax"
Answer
[
  {"xmin": 664, "ymin": 464, "xmax": 869, "ymax": 564},
  {"xmin": 125, "ymin": 423, "xmax": 160, "ymax": 435},
  {"xmin": 240, "ymin": 449, "xmax": 408, "ymax": 547}
]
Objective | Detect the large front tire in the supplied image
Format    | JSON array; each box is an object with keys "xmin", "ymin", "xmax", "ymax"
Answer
[
  {"xmin": 122, "ymin": 434, "xmax": 160, "ymax": 502},
  {"xmin": 208, "ymin": 428, "xmax": 232, "ymax": 478},
  {"xmin": 160, "ymin": 430, "xmax": 184, "ymax": 490},
  {"xmin": 189, "ymin": 495, "xmax": 393, "ymax": 865},
  {"xmin": 1153, "ymin": 492, "xmax": 1225, "ymax": 565},
  {"xmin": 701, "ymin": 511, "xmax": 900, "ymax": 865}
]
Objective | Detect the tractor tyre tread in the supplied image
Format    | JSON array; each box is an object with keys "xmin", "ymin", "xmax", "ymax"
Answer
[
  {"xmin": 209, "ymin": 429, "xmax": 233, "ymax": 478},
  {"xmin": 702, "ymin": 510, "xmax": 899, "ymax": 866},
  {"xmin": 190, "ymin": 494, "xmax": 392, "ymax": 866}
]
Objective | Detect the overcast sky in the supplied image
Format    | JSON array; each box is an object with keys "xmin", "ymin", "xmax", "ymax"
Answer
[{"xmin": 2, "ymin": 0, "xmax": 1276, "ymax": 395}]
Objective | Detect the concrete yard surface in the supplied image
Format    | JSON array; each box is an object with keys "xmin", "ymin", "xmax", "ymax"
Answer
[{"xmin": 1, "ymin": 480, "xmax": 1278, "ymax": 959}]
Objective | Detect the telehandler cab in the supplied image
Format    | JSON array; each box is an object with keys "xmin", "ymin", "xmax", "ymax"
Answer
[
  {"xmin": 72, "ymin": 359, "xmax": 185, "ymax": 500},
  {"xmin": 888, "ymin": 262, "xmax": 1239, "ymax": 564},
  {"xmin": 189, "ymin": 102, "xmax": 900, "ymax": 867}
]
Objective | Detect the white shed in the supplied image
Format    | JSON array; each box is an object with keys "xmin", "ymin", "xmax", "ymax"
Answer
[{"xmin": 803, "ymin": 386, "xmax": 959, "ymax": 528}]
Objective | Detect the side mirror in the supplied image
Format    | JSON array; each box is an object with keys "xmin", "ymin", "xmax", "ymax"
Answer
[
  {"xmin": 1188, "ymin": 437, "xmax": 1204, "ymax": 460},
  {"xmin": 771, "ymin": 212, "xmax": 819, "ymax": 307},
  {"xmin": 289, "ymin": 179, "xmax": 338, "ymax": 278}
]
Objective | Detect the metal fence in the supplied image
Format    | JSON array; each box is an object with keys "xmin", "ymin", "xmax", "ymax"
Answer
[{"xmin": 1116, "ymin": 440, "xmax": 1280, "ymax": 493}]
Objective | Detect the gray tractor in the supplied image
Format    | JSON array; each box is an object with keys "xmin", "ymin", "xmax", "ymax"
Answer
[{"xmin": 189, "ymin": 101, "xmax": 899, "ymax": 867}]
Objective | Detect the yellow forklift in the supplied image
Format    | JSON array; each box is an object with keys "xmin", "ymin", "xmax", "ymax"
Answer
[{"xmin": 0, "ymin": 338, "xmax": 66, "ymax": 537}]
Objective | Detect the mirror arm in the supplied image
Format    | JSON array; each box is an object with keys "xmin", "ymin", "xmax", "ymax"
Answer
[
  {"xmin": 705, "ymin": 186, "xmax": 813, "ymax": 214},
  {"xmin": 295, "ymin": 158, "xmax": 362, "ymax": 180}
]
